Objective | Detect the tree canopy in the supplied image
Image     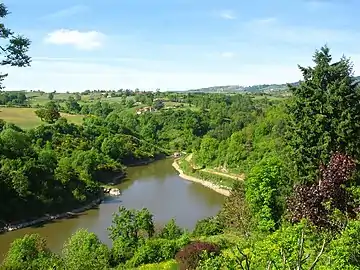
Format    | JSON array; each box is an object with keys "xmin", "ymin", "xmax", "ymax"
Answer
[{"xmin": 0, "ymin": 3, "xmax": 30, "ymax": 89}]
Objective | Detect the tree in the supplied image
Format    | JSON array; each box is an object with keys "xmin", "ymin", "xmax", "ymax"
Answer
[
  {"xmin": 287, "ymin": 45, "xmax": 360, "ymax": 184},
  {"xmin": 74, "ymin": 93, "xmax": 81, "ymax": 101},
  {"xmin": 195, "ymin": 136, "xmax": 219, "ymax": 167},
  {"xmin": 218, "ymin": 182, "xmax": 253, "ymax": 236},
  {"xmin": 153, "ymin": 99, "xmax": 164, "ymax": 110},
  {"xmin": 288, "ymin": 152, "xmax": 357, "ymax": 230},
  {"xmin": 48, "ymin": 92, "xmax": 54, "ymax": 100},
  {"xmin": 65, "ymin": 96, "xmax": 81, "ymax": 113},
  {"xmin": 2, "ymin": 234, "xmax": 60, "ymax": 269},
  {"xmin": 158, "ymin": 218, "xmax": 183, "ymax": 239},
  {"xmin": 245, "ymin": 156, "xmax": 286, "ymax": 232},
  {"xmin": 35, "ymin": 101, "xmax": 60, "ymax": 123},
  {"xmin": 108, "ymin": 207, "xmax": 155, "ymax": 243},
  {"xmin": 325, "ymin": 220, "xmax": 360, "ymax": 269},
  {"xmin": 0, "ymin": 3, "xmax": 31, "ymax": 89},
  {"xmin": 62, "ymin": 229, "xmax": 110, "ymax": 270}
]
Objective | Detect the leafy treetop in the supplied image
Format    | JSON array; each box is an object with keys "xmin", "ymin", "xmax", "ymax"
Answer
[
  {"xmin": 287, "ymin": 45, "xmax": 360, "ymax": 184},
  {"xmin": 0, "ymin": 3, "xmax": 31, "ymax": 88}
]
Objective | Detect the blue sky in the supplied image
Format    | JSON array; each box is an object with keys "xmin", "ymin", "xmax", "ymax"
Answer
[{"xmin": 3, "ymin": 0, "xmax": 360, "ymax": 91}]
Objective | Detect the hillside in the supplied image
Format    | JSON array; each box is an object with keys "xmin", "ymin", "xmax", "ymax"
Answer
[{"xmin": 186, "ymin": 75, "xmax": 360, "ymax": 93}]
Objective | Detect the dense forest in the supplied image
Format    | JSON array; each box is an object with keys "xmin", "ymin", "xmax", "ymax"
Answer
[{"xmin": 1, "ymin": 3, "xmax": 360, "ymax": 270}]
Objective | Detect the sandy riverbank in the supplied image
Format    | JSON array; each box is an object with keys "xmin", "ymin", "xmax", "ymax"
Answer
[{"xmin": 172, "ymin": 159, "xmax": 230, "ymax": 196}]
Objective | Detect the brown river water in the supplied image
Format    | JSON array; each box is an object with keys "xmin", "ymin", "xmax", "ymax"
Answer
[{"xmin": 0, "ymin": 159, "xmax": 225, "ymax": 260}]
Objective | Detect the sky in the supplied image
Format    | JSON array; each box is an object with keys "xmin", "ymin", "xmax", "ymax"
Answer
[{"xmin": 2, "ymin": 0, "xmax": 360, "ymax": 92}]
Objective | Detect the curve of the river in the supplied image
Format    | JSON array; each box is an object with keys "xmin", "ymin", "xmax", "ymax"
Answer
[{"xmin": 0, "ymin": 159, "xmax": 225, "ymax": 260}]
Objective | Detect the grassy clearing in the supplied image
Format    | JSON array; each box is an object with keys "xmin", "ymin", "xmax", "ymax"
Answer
[
  {"xmin": 0, "ymin": 107, "xmax": 83, "ymax": 129},
  {"xmin": 178, "ymin": 158, "xmax": 234, "ymax": 189}
]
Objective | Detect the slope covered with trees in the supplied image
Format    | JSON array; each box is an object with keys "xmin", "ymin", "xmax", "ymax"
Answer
[
  {"xmin": 3, "ymin": 45, "xmax": 360, "ymax": 269},
  {"xmin": 1, "ymin": 4, "xmax": 360, "ymax": 267}
]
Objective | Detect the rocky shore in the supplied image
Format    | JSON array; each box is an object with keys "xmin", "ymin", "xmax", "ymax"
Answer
[
  {"xmin": 103, "ymin": 187, "xmax": 121, "ymax": 196},
  {"xmin": 0, "ymin": 198, "xmax": 103, "ymax": 234}
]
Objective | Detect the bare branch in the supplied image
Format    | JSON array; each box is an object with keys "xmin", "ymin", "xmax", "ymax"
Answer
[{"xmin": 308, "ymin": 238, "xmax": 327, "ymax": 270}]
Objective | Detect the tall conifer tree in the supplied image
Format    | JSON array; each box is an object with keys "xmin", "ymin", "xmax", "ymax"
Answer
[{"xmin": 287, "ymin": 45, "xmax": 360, "ymax": 184}]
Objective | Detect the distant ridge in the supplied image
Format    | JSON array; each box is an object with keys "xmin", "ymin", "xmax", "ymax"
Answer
[{"xmin": 185, "ymin": 76, "xmax": 360, "ymax": 93}]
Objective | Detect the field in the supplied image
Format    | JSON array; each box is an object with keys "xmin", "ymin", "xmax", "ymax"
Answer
[{"xmin": 0, "ymin": 107, "xmax": 83, "ymax": 129}]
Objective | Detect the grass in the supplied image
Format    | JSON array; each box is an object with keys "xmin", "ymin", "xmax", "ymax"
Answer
[
  {"xmin": 137, "ymin": 260, "xmax": 178, "ymax": 270},
  {"xmin": 0, "ymin": 107, "xmax": 83, "ymax": 129}
]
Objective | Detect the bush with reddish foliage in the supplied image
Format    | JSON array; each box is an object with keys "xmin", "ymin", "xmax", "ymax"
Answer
[
  {"xmin": 175, "ymin": 241, "xmax": 220, "ymax": 270},
  {"xmin": 288, "ymin": 152, "xmax": 357, "ymax": 230}
]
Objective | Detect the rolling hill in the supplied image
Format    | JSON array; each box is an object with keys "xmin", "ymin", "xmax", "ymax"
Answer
[{"xmin": 185, "ymin": 76, "xmax": 360, "ymax": 94}]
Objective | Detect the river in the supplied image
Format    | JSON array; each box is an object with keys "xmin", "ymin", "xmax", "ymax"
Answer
[{"xmin": 0, "ymin": 159, "xmax": 225, "ymax": 260}]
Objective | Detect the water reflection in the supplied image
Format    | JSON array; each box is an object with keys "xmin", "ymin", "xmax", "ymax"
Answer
[{"xmin": 0, "ymin": 159, "xmax": 225, "ymax": 260}]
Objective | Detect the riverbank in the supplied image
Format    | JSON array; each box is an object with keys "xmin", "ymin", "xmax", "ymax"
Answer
[
  {"xmin": 0, "ymin": 157, "xmax": 164, "ymax": 234},
  {"xmin": 172, "ymin": 159, "xmax": 231, "ymax": 196},
  {"xmin": 0, "ymin": 197, "xmax": 103, "ymax": 234}
]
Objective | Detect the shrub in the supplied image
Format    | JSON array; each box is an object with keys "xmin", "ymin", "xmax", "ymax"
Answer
[
  {"xmin": 158, "ymin": 218, "xmax": 183, "ymax": 239},
  {"xmin": 110, "ymin": 237, "xmax": 137, "ymax": 265},
  {"xmin": 62, "ymin": 229, "xmax": 111, "ymax": 270},
  {"xmin": 126, "ymin": 234, "xmax": 191, "ymax": 267},
  {"xmin": 218, "ymin": 181, "xmax": 253, "ymax": 236},
  {"xmin": 287, "ymin": 152, "xmax": 356, "ymax": 230},
  {"xmin": 175, "ymin": 241, "xmax": 220, "ymax": 270},
  {"xmin": 192, "ymin": 216, "xmax": 224, "ymax": 237}
]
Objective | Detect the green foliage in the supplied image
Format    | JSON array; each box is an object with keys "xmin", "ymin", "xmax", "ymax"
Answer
[
  {"xmin": 178, "ymin": 159, "xmax": 234, "ymax": 188},
  {"xmin": 322, "ymin": 220, "xmax": 360, "ymax": 269},
  {"xmin": 0, "ymin": 3, "xmax": 31, "ymax": 89},
  {"xmin": 108, "ymin": 207, "xmax": 155, "ymax": 244},
  {"xmin": 137, "ymin": 260, "xmax": 179, "ymax": 270},
  {"xmin": 153, "ymin": 99, "xmax": 164, "ymax": 110},
  {"xmin": 62, "ymin": 229, "xmax": 110, "ymax": 270},
  {"xmin": 197, "ymin": 251, "xmax": 238, "ymax": 270},
  {"xmin": 35, "ymin": 101, "xmax": 61, "ymax": 123},
  {"xmin": 65, "ymin": 96, "xmax": 81, "ymax": 113},
  {"xmin": 195, "ymin": 135, "xmax": 219, "ymax": 167},
  {"xmin": 245, "ymin": 156, "xmax": 287, "ymax": 232},
  {"xmin": 4, "ymin": 45, "xmax": 360, "ymax": 270},
  {"xmin": 218, "ymin": 182, "xmax": 253, "ymax": 236},
  {"xmin": 192, "ymin": 216, "xmax": 224, "ymax": 237},
  {"xmin": 0, "ymin": 91, "xmax": 28, "ymax": 106},
  {"xmin": 126, "ymin": 235, "xmax": 190, "ymax": 267},
  {"xmin": 251, "ymin": 222, "xmax": 328, "ymax": 269},
  {"xmin": 287, "ymin": 45, "xmax": 360, "ymax": 184},
  {"xmin": 2, "ymin": 234, "xmax": 60, "ymax": 270},
  {"xmin": 111, "ymin": 237, "xmax": 137, "ymax": 265},
  {"xmin": 175, "ymin": 241, "xmax": 220, "ymax": 270},
  {"xmin": 158, "ymin": 218, "xmax": 184, "ymax": 239}
]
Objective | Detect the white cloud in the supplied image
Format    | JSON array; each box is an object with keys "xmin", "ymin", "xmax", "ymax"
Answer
[
  {"xmin": 42, "ymin": 5, "xmax": 89, "ymax": 19},
  {"xmin": 44, "ymin": 29, "xmax": 105, "ymax": 50},
  {"xmin": 219, "ymin": 10, "xmax": 236, "ymax": 20}
]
